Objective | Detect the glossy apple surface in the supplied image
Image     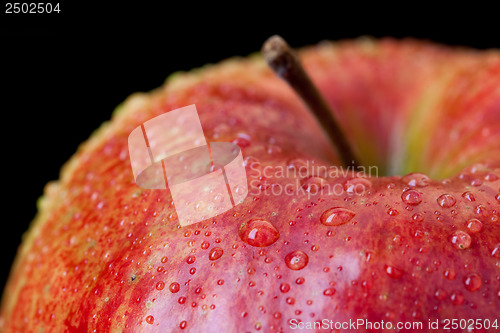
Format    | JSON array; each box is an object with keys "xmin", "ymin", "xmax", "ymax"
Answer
[{"xmin": 1, "ymin": 39, "xmax": 499, "ymax": 332}]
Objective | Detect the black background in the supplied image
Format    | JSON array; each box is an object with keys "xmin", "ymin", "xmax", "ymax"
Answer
[{"xmin": 1, "ymin": 3, "xmax": 499, "ymax": 294}]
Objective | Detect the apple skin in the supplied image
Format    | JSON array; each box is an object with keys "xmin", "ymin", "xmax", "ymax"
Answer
[{"xmin": 1, "ymin": 39, "xmax": 500, "ymax": 332}]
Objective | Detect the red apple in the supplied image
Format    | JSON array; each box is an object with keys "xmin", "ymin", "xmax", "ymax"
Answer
[{"xmin": 1, "ymin": 37, "xmax": 499, "ymax": 332}]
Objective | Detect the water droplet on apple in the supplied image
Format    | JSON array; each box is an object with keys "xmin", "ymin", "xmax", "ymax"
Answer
[
  {"xmin": 462, "ymin": 191, "xmax": 476, "ymax": 202},
  {"xmin": 387, "ymin": 208, "xmax": 399, "ymax": 216},
  {"xmin": 345, "ymin": 178, "xmax": 372, "ymax": 195},
  {"xmin": 280, "ymin": 283, "xmax": 290, "ymax": 293},
  {"xmin": 156, "ymin": 281, "xmax": 165, "ymax": 291},
  {"xmin": 393, "ymin": 235, "xmax": 402, "ymax": 244},
  {"xmin": 444, "ymin": 268, "xmax": 456, "ymax": 280},
  {"xmin": 364, "ymin": 250, "xmax": 374, "ymax": 262},
  {"xmin": 169, "ymin": 282, "xmax": 180, "ymax": 293},
  {"xmin": 243, "ymin": 156, "xmax": 260, "ymax": 168},
  {"xmin": 194, "ymin": 201, "xmax": 206, "ymax": 211},
  {"xmin": 471, "ymin": 179, "xmax": 483, "ymax": 186},
  {"xmin": 434, "ymin": 288, "xmax": 447, "ymax": 300},
  {"xmin": 201, "ymin": 241, "xmax": 210, "ymax": 250},
  {"xmin": 385, "ymin": 265, "xmax": 404, "ymax": 279},
  {"xmin": 287, "ymin": 158, "xmax": 308, "ymax": 174},
  {"xmin": 495, "ymin": 193, "xmax": 500, "ymax": 202},
  {"xmin": 180, "ymin": 320, "xmax": 187, "ymax": 329},
  {"xmin": 238, "ymin": 219, "xmax": 280, "ymax": 247},
  {"xmin": 323, "ymin": 288, "xmax": 336, "ymax": 296},
  {"xmin": 401, "ymin": 189, "xmax": 422, "ymax": 205},
  {"xmin": 361, "ymin": 280, "xmax": 372, "ymax": 289},
  {"xmin": 413, "ymin": 230, "xmax": 424, "ymax": 239},
  {"xmin": 402, "ymin": 173, "xmax": 430, "ymax": 187},
  {"xmin": 285, "ymin": 250, "xmax": 309, "ymax": 270},
  {"xmin": 301, "ymin": 176, "xmax": 326, "ymax": 193},
  {"xmin": 450, "ymin": 291, "xmax": 464, "ymax": 305},
  {"xmin": 463, "ymin": 273, "xmax": 482, "ymax": 292},
  {"xmin": 437, "ymin": 194, "xmax": 456, "ymax": 208},
  {"xmin": 491, "ymin": 244, "xmax": 500, "ymax": 258},
  {"xmin": 168, "ymin": 212, "xmax": 177, "ymax": 221},
  {"xmin": 234, "ymin": 185, "xmax": 244, "ymax": 195},
  {"xmin": 296, "ymin": 277, "xmax": 305, "ymax": 284},
  {"xmin": 450, "ymin": 231, "xmax": 471, "ymax": 250},
  {"xmin": 267, "ymin": 144, "xmax": 282, "ymax": 155},
  {"xmin": 475, "ymin": 205, "xmax": 488, "ymax": 218},
  {"xmin": 232, "ymin": 134, "xmax": 251, "ymax": 148},
  {"xmin": 412, "ymin": 213, "xmax": 424, "ymax": 222},
  {"xmin": 208, "ymin": 247, "xmax": 223, "ymax": 261},
  {"xmin": 286, "ymin": 297, "xmax": 295, "ymax": 305},
  {"xmin": 485, "ymin": 172, "xmax": 499, "ymax": 181},
  {"xmin": 146, "ymin": 315, "xmax": 154, "ymax": 324},
  {"xmin": 186, "ymin": 256, "xmax": 196, "ymax": 264},
  {"xmin": 213, "ymin": 193, "xmax": 224, "ymax": 202},
  {"xmin": 320, "ymin": 207, "xmax": 355, "ymax": 226},
  {"xmin": 465, "ymin": 218, "xmax": 483, "ymax": 233}
]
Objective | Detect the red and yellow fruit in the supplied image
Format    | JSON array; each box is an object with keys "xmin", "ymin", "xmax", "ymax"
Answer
[{"xmin": 1, "ymin": 38, "xmax": 499, "ymax": 332}]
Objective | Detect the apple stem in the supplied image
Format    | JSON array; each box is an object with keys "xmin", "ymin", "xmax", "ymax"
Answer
[{"xmin": 262, "ymin": 35, "xmax": 360, "ymax": 169}]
